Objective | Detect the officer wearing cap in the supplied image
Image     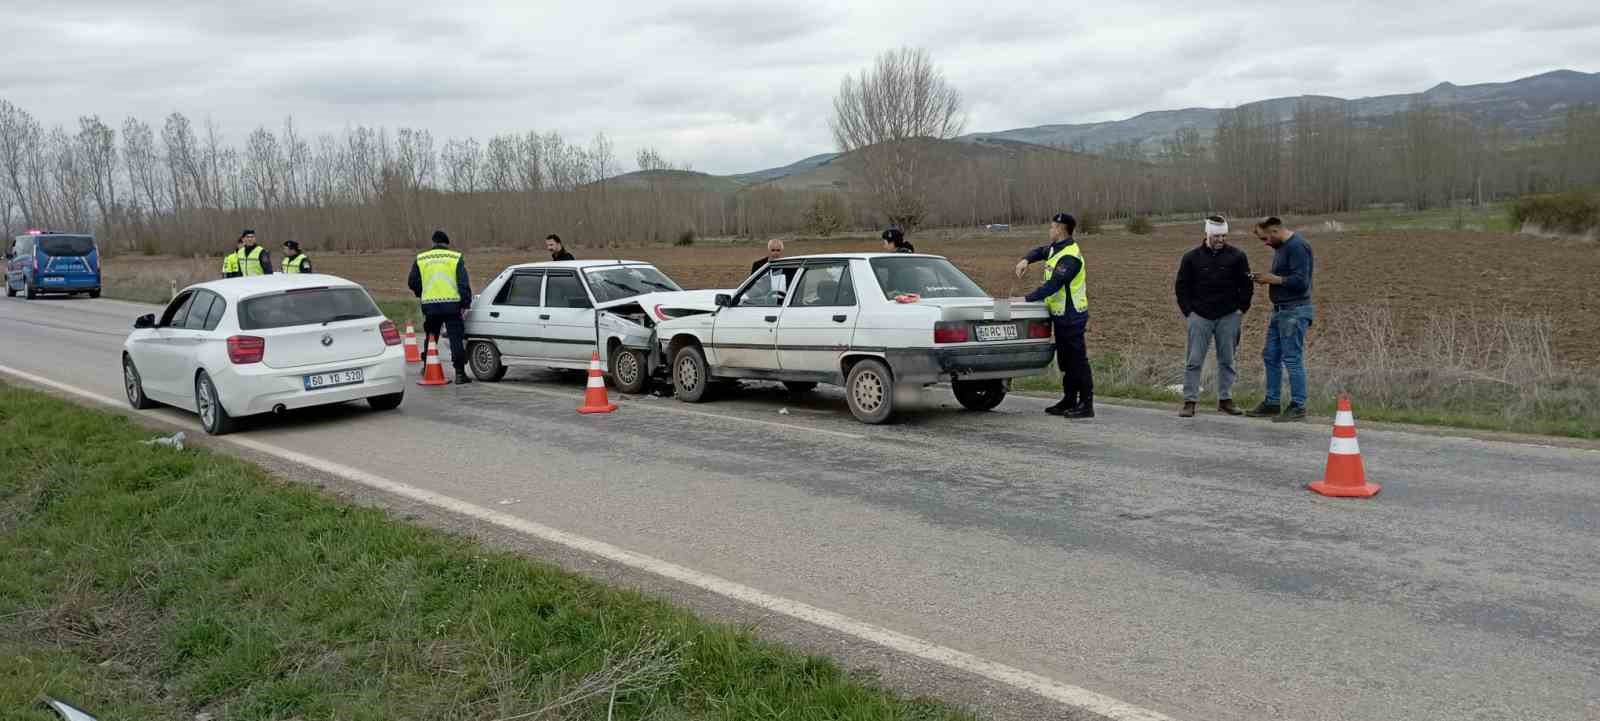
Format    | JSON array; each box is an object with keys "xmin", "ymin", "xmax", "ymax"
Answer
[
  {"xmin": 407, "ymin": 229, "xmax": 474, "ymax": 384},
  {"xmin": 881, "ymin": 227, "xmax": 915, "ymax": 253},
  {"xmin": 1014, "ymin": 213, "xmax": 1093, "ymax": 418},
  {"xmin": 281, "ymin": 240, "xmax": 312, "ymax": 273},
  {"xmin": 235, "ymin": 229, "xmax": 272, "ymax": 277}
]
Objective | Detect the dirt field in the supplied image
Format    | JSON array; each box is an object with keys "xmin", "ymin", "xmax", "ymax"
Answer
[{"xmin": 107, "ymin": 224, "xmax": 1600, "ymax": 367}]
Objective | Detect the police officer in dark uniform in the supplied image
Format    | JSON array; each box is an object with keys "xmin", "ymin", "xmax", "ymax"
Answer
[
  {"xmin": 408, "ymin": 230, "xmax": 474, "ymax": 384},
  {"xmin": 1015, "ymin": 213, "xmax": 1093, "ymax": 418},
  {"xmin": 281, "ymin": 240, "xmax": 312, "ymax": 273}
]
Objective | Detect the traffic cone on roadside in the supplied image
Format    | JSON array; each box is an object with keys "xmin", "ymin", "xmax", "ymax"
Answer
[
  {"xmin": 576, "ymin": 351, "xmax": 618, "ymax": 414},
  {"xmin": 403, "ymin": 322, "xmax": 421, "ymax": 364},
  {"xmin": 1309, "ymin": 395, "xmax": 1381, "ymax": 498},
  {"xmin": 417, "ymin": 337, "xmax": 450, "ymax": 386}
]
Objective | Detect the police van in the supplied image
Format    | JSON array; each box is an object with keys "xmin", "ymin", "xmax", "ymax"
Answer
[{"xmin": 5, "ymin": 230, "xmax": 102, "ymax": 299}]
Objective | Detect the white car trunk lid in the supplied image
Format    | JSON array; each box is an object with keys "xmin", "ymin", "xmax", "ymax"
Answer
[{"xmin": 261, "ymin": 320, "xmax": 387, "ymax": 369}]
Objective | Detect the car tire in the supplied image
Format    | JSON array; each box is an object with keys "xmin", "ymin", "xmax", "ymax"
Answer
[
  {"xmin": 24, "ymin": 283, "xmax": 37, "ymax": 300},
  {"xmin": 782, "ymin": 381, "xmax": 818, "ymax": 394},
  {"xmin": 367, "ymin": 392, "xmax": 404, "ymax": 411},
  {"xmin": 4, "ymin": 282, "xmax": 14, "ymax": 298},
  {"xmin": 610, "ymin": 345, "xmax": 649, "ymax": 395},
  {"xmin": 952, "ymin": 378, "xmax": 1007, "ymax": 412},
  {"xmin": 123, "ymin": 355, "xmax": 157, "ymax": 410},
  {"xmin": 194, "ymin": 371, "xmax": 237, "ymax": 435},
  {"xmin": 468, "ymin": 341, "xmax": 507, "ymax": 382},
  {"xmin": 672, "ymin": 345, "xmax": 713, "ymax": 403},
  {"xmin": 88, "ymin": 289, "xmax": 101, "ymax": 299},
  {"xmin": 845, "ymin": 358, "xmax": 896, "ymax": 424}
]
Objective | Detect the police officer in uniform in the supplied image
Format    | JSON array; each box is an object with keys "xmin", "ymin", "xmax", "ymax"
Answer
[
  {"xmin": 281, "ymin": 240, "xmax": 312, "ymax": 273},
  {"xmin": 222, "ymin": 235, "xmax": 244, "ymax": 278},
  {"xmin": 1014, "ymin": 213, "xmax": 1093, "ymax": 418},
  {"xmin": 407, "ymin": 230, "xmax": 474, "ymax": 384},
  {"xmin": 236, "ymin": 229, "xmax": 272, "ymax": 277}
]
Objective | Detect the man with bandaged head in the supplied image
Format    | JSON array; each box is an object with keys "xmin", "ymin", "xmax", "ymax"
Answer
[{"xmin": 1173, "ymin": 215, "xmax": 1253, "ymax": 417}]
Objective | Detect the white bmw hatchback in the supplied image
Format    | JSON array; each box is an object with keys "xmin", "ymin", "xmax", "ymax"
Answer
[{"xmin": 121, "ymin": 274, "xmax": 408, "ymax": 434}]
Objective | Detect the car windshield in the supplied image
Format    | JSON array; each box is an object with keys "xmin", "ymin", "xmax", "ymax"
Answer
[
  {"xmin": 38, "ymin": 235, "xmax": 95, "ymax": 256},
  {"xmin": 869, "ymin": 257, "xmax": 987, "ymax": 299},
  {"xmin": 584, "ymin": 265, "xmax": 682, "ymax": 303},
  {"xmin": 237, "ymin": 287, "xmax": 381, "ymax": 330}
]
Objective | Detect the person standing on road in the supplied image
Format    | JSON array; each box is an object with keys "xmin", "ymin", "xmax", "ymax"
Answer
[
  {"xmin": 1247, "ymin": 217, "xmax": 1315, "ymax": 422},
  {"xmin": 408, "ymin": 230, "xmax": 474, "ymax": 385},
  {"xmin": 546, "ymin": 234, "xmax": 575, "ymax": 262},
  {"xmin": 237, "ymin": 229, "xmax": 272, "ymax": 276},
  {"xmin": 751, "ymin": 238, "xmax": 784, "ymax": 277},
  {"xmin": 222, "ymin": 235, "xmax": 243, "ymax": 278},
  {"xmin": 1014, "ymin": 213, "xmax": 1093, "ymax": 419},
  {"xmin": 1175, "ymin": 215, "xmax": 1253, "ymax": 417},
  {"xmin": 281, "ymin": 239, "xmax": 312, "ymax": 273},
  {"xmin": 881, "ymin": 228, "xmax": 915, "ymax": 253}
]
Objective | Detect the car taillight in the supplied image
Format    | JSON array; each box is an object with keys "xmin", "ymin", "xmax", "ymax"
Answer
[
  {"xmin": 933, "ymin": 322, "xmax": 970, "ymax": 344},
  {"xmin": 379, "ymin": 320, "xmax": 401, "ymax": 346},
  {"xmin": 653, "ymin": 304, "xmax": 669, "ymax": 321},
  {"xmin": 227, "ymin": 335, "xmax": 265, "ymax": 364},
  {"xmin": 1028, "ymin": 321, "xmax": 1053, "ymax": 339}
]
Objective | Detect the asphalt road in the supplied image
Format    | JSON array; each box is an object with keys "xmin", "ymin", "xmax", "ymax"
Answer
[{"xmin": 3, "ymin": 295, "xmax": 1597, "ymax": 721}]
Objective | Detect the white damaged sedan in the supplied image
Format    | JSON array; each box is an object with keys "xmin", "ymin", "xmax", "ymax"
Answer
[{"xmin": 121, "ymin": 274, "xmax": 408, "ymax": 434}]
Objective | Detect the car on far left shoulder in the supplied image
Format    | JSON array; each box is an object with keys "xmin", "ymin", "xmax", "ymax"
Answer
[{"xmin": 121, "ymin": 274, "xmax": 407, "ymax": 435}]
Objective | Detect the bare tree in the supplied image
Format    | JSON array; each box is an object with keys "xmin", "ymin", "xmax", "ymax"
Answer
[
  {"xmin": 244, "ymin": 126, "xmax": 283, "ymax": 212},
  {"xmin": 0, "ymin": 99, "xmax": 42, "ymax": 225},
  {"xmin": 830, "ymin": 47, "xmax": 966, "ymax": 229},
  {"xmin": 440, "ymin": 137, "xmax": 482, "ymax": 193}
]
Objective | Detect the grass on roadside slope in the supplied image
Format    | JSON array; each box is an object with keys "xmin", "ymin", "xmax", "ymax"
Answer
[{"xmin": 0, "ymin": 385, "xmax": 971, "ymax": 721}]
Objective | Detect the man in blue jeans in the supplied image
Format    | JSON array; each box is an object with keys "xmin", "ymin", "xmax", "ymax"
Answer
[{"xmin": 1247, "ymin": 217, "xmax": 1314, "ymax": 422}]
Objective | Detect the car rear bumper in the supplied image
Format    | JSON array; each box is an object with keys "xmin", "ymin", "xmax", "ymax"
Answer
[
  {"xmin": 216, "ymin": 349, "xmax": 407, "ymax": 417},
  {"xmin": 888, "ymin": 341, "xmax": 1056, "ymax": 383},
  {"xmin": 33, "ymin": 277, "xmax": 99, "ymax": 291}
]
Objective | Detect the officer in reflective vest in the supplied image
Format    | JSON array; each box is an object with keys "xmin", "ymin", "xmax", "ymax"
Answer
[
  {"xmin": 222, "ymin": 236, "xmax": 243, "ymax": 278},
  {"xmin": 407, "ymin": 229, "xmax": 474, "ymax": 384},
  {"xmin": 237, "ymin": 229, "xmax": 272, "ymax": 277},
  {"xmin": 281, "ymin": 240, "xmax": 312, "ymax": 273},
  {"xmin": 1014, "ymin": 212, "xmax": 1094, "ymax": 418}
]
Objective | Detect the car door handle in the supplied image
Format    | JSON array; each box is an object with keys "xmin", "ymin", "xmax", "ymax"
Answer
[
  {"xmin": 540, "ymin": 314, "xmax": 551, "ymax": 320},
  {"xmin": 764, "ymin": 315, "xmax": 777, "ymax": 323},
  {"xmin": 489, "ymin": 311, "xmax": 500, "ymax": 318},
  {"xmin": 832, "ymin": 314, "xmax": 848, "ymax": 323}
]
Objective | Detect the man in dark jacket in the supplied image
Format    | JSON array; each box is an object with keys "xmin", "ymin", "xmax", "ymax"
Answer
[
  {"xmin": 751, "ymin": 238, "xmax": 784, "ymax": 276},
  {"xmin": 546, "ymin": 234, "xmax": 575, "ymax": 262},
  {"xmin": 408, "ymin": 230, "xmax": 474, "ymax": 384},
  {"xmin": 1175, "ymin": 215, "xmax": 1253, "ymax": 417},
  {"xmin": 1247, "ymin": 217, "xmax": 1315, "ymax": 422}
]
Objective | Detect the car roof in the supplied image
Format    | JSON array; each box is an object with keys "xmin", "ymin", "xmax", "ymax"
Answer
[
  {"xmin": 769, "ymin": 252, "xmax": 942, "ymax": 262},
  {"xmin": 501, "ymin": 260, "xmax": 652, "ymax": 272},
  {"xmin": 185, "ymin": 273, "xmax": 363, "ymax": 301}
]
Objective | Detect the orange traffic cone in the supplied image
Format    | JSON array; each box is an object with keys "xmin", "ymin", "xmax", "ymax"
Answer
[
  {"xmin": 576, "ymin": 351, "xmax": 617, "ymax": 414},
  {"xmin": 417, "ymin": 336, "xmax": 450, "ymax": 386},
  {"xmin": 1309, "ymin": 395, "xmax": 1380, "ymax": 498},
  {"xmin": 403, "ymin": 322, "xmax": 421, "ymax": 364}
]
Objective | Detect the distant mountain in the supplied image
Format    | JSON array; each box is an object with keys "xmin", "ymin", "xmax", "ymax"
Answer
[
  {"xmin": 727, "ymin": 153, "xmax": 841, "ymax": 185},
  {"xmin": 961, "ymin": 69, "xmax": 1600, "ymax": 154}
]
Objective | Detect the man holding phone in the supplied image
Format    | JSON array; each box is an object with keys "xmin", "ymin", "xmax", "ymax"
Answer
[{"xmin": 1247, "ymin": 217, "xmax": 1315, "ymax": 422}]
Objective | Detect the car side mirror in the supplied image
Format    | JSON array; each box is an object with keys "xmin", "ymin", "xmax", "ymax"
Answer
[
  {"xmin": 134, "ymin": 314, "xmax": 156, "ymax": 329},
  {"xmin": 714, "ymin": 293, "xmax": 732, "ymax": 307}
]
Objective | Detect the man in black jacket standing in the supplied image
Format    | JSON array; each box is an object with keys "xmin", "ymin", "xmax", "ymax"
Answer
[{"xmin": 1174, "ymin": 215, "xmax": 1253, "ymax": 417}]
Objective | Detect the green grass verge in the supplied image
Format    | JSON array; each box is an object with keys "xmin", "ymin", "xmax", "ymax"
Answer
[
  {"xmin": 1015, "ymin": 354, "xmax": 1599, "ymax": 439},
  {"xmin": 0, "ymin": 384, "xmax": 971, "ymax": 721}
]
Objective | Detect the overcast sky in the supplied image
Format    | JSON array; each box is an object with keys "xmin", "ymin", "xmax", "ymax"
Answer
[{"xmin": 5, "ymin": 0, "xmax": 1598, "ymax": 175}]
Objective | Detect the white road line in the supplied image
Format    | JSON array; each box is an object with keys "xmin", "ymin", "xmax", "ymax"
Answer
[
  {"xmin": 494, "ymin": 382, "xmax": 868, "ymax": 441},
  {"xmin": 0, "ymin": 363, "xmax": 1175, "ymax": 721}
]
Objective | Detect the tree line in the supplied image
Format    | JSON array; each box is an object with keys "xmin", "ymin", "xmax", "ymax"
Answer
[{"xmin": 2, "ymin": 88, "xmax": 1599, "ymax": 256}]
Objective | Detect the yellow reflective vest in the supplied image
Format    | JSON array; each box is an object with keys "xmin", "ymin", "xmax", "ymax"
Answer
[
  {"xmin": 239, "ymin": 246, "xmax": 266, "ymax": 277},
  {"xmin": 222, "ymin": 251, "xmax": 241, "ymax": 275},
  {"xmin": 1043, "ymin": 242, "xmax": 1088, "ymax": 316},
  {"xmin": 416, "ymin": 248, "xmax": 463, "ymax": 303},
  {"xmin": 282, "ymin": 254, "xmax": 308, "ymax": 273}
]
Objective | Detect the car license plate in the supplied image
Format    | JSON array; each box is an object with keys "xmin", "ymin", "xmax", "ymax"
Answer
[
  {"xmin": 975, "ymin": 324, "xmax": 1018, "ymax": 341},
  {"xmin": 42, "ymin": 276, "xmax": 64, "ymax": 284},
  {"xmin": 304, "ymin": 368, "xmax": 364, "ymax": 390}
]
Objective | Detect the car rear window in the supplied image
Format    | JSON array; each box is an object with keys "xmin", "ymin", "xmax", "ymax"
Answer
[
  {"xmin": 869, "ymin": 257, "xmax": 987, "ymax": 299},
  {"xmin": 237, "ymin": 287, "xmax": 381, "ymax": 330},
  {"xmin": 38, "ymin": 236, "xmax": 95, "ymax": 256}
]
